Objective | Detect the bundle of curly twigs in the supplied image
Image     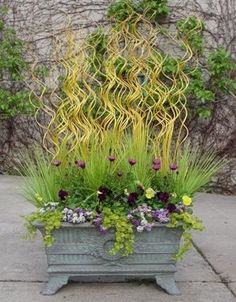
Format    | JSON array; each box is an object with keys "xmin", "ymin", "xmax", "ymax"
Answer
[{"xmin": 31, "ymin": 8, "xmax": 203, "ymax": 173}]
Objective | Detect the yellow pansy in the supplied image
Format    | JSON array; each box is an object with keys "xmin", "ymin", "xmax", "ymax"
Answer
[
  {"xmin": 145, "ymin": 188, "xmax": 156, "ymax": 199},
  {"xmin": 182, "ymin": 195, "xmax": 192, "ymax": 206}
]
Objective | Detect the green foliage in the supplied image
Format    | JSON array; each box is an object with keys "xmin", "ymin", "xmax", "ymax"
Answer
[
  {"xmin": 24, "ymin": 210, "xmax": 62, "ymax": 246},
  {"xmin": 177, "ymin": 16, "xmax": 204, "ymax": 55},
  {"xmin": 137, "ymin": 0, "xmax": 169, "ymax": 21},
  {"xmin": 18, "ymin": 148, "xmax": 67, "ymax": 206},
  {"xmin": 172, "ymin": 147, "xmax": 226, "ymax": 197},
  {"xmin": 102, "ymin": 208, "xmax": 135, "ymax": 256},
  {"xmin": 107, "ymin": 0, "xmax": 169, "ymax": 22},
  {"xmin": 208, "ymin": 48, "xmax": 236, "ymax": 93},
  {"xmin": 162, "ymin": 55, "xmax": 179, "ymax": 75},
  {"xmin": 0, "ymin": 9, "xmax": 33, "ymax": 118},
  {"xmin": 186, "ymin": 48, "xmax": 236, "ymax": 119},
  {"xmin": 168, "ymin": 212, "xmax": 204, "ymax": 260},
  {"xmin": 87, "ymin": 29, "xmax": 108, "ymax": 77},
  {"xmin": 107, "ymin": 0, "xmax": 135, "ymax": 22},
  {"xmin": 107, "ymin": 3, "xmax": 235, "ymax": 121}
]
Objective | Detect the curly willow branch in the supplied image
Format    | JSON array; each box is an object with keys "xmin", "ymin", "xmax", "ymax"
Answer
[{"xmin": 32, "ymin": 8, "xmax": 202, "ymax": 173}]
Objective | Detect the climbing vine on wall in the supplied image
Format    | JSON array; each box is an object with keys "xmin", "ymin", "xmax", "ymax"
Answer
[
  {"xmin": 107, "ymin": 1, "xmax": 236, "ymax": 120},
  {"xmin": 0, "ymin": 8, "xmax": 33, "ymax": 119}
]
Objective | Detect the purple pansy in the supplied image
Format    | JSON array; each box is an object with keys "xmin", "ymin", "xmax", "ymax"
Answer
[
  {"xmin": 58, "ymin": 189, "xmax": 69, "ymax": 201},
  {"xmin": 130, "ymin": 218, "xmax": 140, "ymax": 227},
  {"xmin": 152, "ymin": 209, "xmax": 170, "ymax": 223},
  {"xmin": 167, "ymin": 203, "xmax": 177, "ymax": 213},
  {"xmin": 127, "ymin": 192, "xmax": 138, "ymax": 206},
  {"xmin": 157, "ymin": 192, "xmax": 170, "ymax": 203},
  {"xmin": 97, "ymin": 186, "xmax": 111, "ymax": 201}
]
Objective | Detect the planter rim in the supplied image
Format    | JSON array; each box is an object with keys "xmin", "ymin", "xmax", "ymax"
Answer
[{"xmin": 34, "ymin": 221, "xmax": 177, "ymax": 229}]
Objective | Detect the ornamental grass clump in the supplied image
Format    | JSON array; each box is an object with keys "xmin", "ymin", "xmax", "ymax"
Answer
[{"xmin": 22, "ymin": 0, "xmax": 226, "ymax": 259}]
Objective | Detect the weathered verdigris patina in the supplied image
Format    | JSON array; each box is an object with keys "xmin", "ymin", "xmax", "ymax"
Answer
[{"xmin": 36, "ymin": 223, "xmax": 183, "ymax": 295}]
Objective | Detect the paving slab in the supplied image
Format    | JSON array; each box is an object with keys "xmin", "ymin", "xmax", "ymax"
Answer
[
  {"xmin": 0, "ymin": 281, "xmax": 235, "ymax": 302},
  {"xmin": 193, "ymin": 193, "xmax": 236, "ymax": 286}
]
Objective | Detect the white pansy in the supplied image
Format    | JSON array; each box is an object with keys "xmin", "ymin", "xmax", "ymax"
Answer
[
  {"xmin": 72, "ymin": 216, "xmax": 79, "ymax": 223},
  {"xmin": 62, "ymin": 208, "xmax": 69, "ymax": 214},
  {"xmin": 137, "ymin": 225, "xmax": 144, "ymax": 232},
  {"xmin": 141, "ymin": 219, "xmax": 147, "ymax": 226},
  {"xmin": 78, "ymin": 215, "xmax": 86, "ymax": 223}
]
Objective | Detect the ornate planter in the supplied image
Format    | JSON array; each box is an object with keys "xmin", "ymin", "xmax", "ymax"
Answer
[{"xmin": 36, "ymin": 223, "xmax": 183, "ymax": 295}]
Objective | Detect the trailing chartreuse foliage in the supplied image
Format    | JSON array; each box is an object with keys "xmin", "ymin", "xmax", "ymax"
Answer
[
  {"xmin": 24, "ymin": 210, "xmax": 62, "ymax": 246},
  {"xmin": 103, "ymin": 208, "xmax": 134, "ymax": 256},
  {"xmin": 168, "ymin": 212, "xmax": 204, "ymax": 260}
]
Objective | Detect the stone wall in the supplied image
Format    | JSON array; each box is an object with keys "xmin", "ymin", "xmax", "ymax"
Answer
[{"xmin": 0, "ymin": 0, "xmax": 235, "ymax": 194}]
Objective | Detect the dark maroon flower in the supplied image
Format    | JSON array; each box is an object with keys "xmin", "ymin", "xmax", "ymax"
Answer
[
  {"xmin": 167, "ymin": 203, "xmax": 177, "ymax": 213},
  {"xmin": 157, "ymin": 192, "xmax": 170, "ymax": 203},
  {"xmin": 152, "ymin": 163, "xmax": 161, "ymax": 171},
  {"xmin": 117, "ymin": 171, "xmax": 123, "ymax": 177},
  {"xmin": 52, "ymin": 159, "xmax": 61, "ymax": 167},
  {"xmin": 128, "ymin": 159, "xmax": 137, "ymax": 166},
  {"xmin": 170, "ymin": 163, "xmax": 177, "ymax": 171},
  {"xmin": 97, "ymin": 186, "xmax": 111, "ymax": 201},
  {"xmin": 58, "ymin": 189, "xmax": 69, "ymax": 201},
  {"xmin": 75, "ymin": 160, "xmax": 86, "ymax": 169},
  {"xmin": 108, "ymin": 155, "xmax": 116, "ymax": 162},
  {"xmin": 127, "ymin": 192, "xmax": 138, "ymax": 206},
  {"xmin": 153, "ymin": 159, "xmax": 161, "ymax": 165}
]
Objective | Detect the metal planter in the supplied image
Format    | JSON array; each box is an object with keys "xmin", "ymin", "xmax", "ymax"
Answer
[{"xmin": 36, "ymin": 223, "xmax": 183, "ymax": 295}]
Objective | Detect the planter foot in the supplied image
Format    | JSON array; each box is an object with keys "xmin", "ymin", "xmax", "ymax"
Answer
[
  {"xmin": 155, "ymin": 274, "xmax": 180, "ymax": 295},
  {"xmin": 41, "ymin": 275, "xmax": 69, "ymax": 295}
]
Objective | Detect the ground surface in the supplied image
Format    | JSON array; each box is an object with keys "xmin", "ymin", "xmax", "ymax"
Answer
[{"xmin": 0, "ymin": 176, "xmax": 235, "ymax": 302}]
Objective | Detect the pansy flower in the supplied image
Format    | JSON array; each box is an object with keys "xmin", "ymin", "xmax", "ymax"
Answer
[
  {"xmin": 127, "ymin": 192, "xmax": 138, "ymax": 206},
  {"xmin": 182, "ymin": 195, "xmax": 192, "ymax": 206},
  {"xmin": 97, "ymin": 186, "xmax": 111, "ymax": 201},
  {"xmin": 58, "ymin": 189, "xmax": 69, "ymax": 201},
  {"xmin": 157, "ymin": 192, "xmax": 170, "ymax": 203},
  {"xmin": 145, "ymin": 188, "xmax": 156, "ymax": 199}
]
